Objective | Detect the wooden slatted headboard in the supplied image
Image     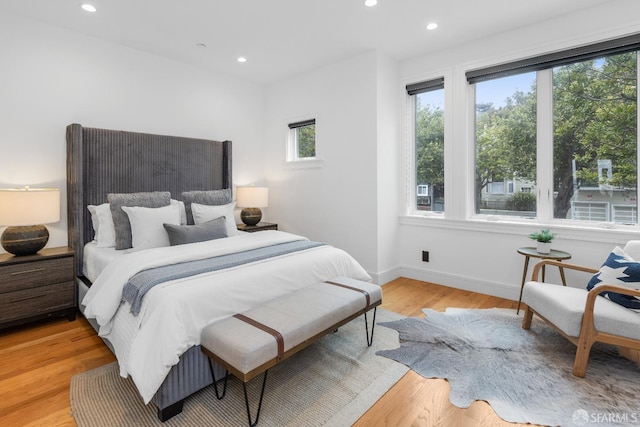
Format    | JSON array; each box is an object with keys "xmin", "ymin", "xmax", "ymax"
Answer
[{"xmin": 66, "ymin": 123, "xmax": 232, "ymax": 276}]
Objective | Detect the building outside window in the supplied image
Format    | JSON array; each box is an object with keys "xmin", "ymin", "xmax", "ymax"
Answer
[
  {"xmin": 468, "ymin": 37, "xmax": 638, "ymax": 225},
  {"xmin": 408, "ymin": 77, "xmax": 445, "ymax": 213}
]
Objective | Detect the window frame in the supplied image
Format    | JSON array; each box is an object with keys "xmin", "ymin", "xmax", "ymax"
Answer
[
  {"xmin": 405, "ymin": 72, "xmax": 450, "ymax": 217},
  {"xmin": 285, "ymin": 115, "xmax": 322, "ymax": 169}
]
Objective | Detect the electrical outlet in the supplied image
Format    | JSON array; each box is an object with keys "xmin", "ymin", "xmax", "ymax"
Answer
[{"xmin": 422, "ymin": 251, "xmax": 429, "ymax": 262}]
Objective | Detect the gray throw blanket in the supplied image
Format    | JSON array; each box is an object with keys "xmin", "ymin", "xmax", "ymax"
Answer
[{"xmin": 123, "ymin": 240, "xmax": 325, "ymax": 315}]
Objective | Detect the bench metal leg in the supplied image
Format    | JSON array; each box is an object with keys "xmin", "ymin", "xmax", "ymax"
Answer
[
  {"xmin": 364, "ymin": 307, "xmax": 377, "ymax": 347},
  {"xmin": 209, "ymin": 357, "xmax": 266, "ymax": 426},
  {"xmin": 243, "ymin": 370, "xmax": 269, "ymax": 427},
  {"xmin": 208, "ymin": 358, "xmax": 229, "ymax": 400}
]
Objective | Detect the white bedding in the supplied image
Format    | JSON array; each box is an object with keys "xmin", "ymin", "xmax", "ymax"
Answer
[
  {"xmin": 83, "ymin": 241, "xmax": 125, "ymax": 282},
  {"xmin": 81, "ymin": 230, "xmax": 371, "ymax": 403},
  {"xmin": 83, "ymin": 232, "xmax": 251, "ymax": 282}
]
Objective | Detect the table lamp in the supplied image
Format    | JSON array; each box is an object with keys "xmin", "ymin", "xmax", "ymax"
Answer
[
  {"xmin": 236, "ymin": 186, "xmax": 268, "ymax": 226},
  {"xmin": 0, "ymin": 187, "xmax": 60, "ymax": 256}
]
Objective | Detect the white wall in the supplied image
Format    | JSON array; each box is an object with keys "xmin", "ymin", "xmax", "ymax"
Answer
[
  {"xmin": 0, "ymin": 12, "xmax": 264, "ymax": 252},
  {"xmin": 397, "ymin": 0, "xmax": 640, "ymax": 299},
  {"xmin": 375, "ymin": 54, "xmax": 401, "ymax": 284},
  {"xmin": 264, "ymin": 52, "xmax": 381, "ymax": 276}
]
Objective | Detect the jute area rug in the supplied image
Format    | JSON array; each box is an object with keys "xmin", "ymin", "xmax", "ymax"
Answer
[
  {"xmin": 377, "ymin": 308, "xmax": 640, "ymax": 427},
  {"xmin": 70, "ymin": 309, "xmax": 408, "ymax": 427}
]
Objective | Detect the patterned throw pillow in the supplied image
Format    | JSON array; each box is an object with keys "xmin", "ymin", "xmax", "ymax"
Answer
[{"xmin": 586, "ymin": 246, "xmax": 640, "ymax": 310}]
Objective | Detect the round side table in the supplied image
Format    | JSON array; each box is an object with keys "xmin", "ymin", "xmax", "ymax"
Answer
[{"xmin": 516, "ymin": 247, "xmax": 571, "ymax": 314}]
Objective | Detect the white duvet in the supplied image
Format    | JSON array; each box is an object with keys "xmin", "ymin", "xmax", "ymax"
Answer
[{"xmin": 82, "ymin": 231, "xmax": 371, "ymax": 403}]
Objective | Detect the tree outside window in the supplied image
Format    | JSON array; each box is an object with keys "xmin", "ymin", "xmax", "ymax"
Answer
[
  {"xmin": 287, "ymin": 119, "xmax": 316, "ymax": 161},
  {"xmin": 475, "ymin": 73, "xmax": 537, "ymax": 216},
  {"xmin": 415, "ymin": 89, "xmax": 445, "ymax": 212},
  {"xmin": 553, "ymin": 53, "xmax": 637, "ymax": 222},
  {"xmin": 296, "ymin": 123, "xmax": 316, "ymax": 159}
]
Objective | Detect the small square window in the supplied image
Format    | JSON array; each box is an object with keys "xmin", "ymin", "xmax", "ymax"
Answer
[{"xmin": 288, "ymin": 119, "xmax": 316, "ymax": 161}]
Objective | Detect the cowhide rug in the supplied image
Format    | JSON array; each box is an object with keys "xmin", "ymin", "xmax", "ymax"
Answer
[{"xmin": 377, "ymin": 308, "xmax": 640, "ymax": 427}]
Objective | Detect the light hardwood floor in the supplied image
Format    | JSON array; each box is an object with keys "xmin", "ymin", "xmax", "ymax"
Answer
[{"xmin": 0, "ymin": 277, "xmax": 529, "ymax": 426}]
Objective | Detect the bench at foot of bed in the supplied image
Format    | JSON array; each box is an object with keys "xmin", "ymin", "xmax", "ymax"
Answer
[{"xmin": 200, "ymin": 277, "xmax": 381, "ymax": 427}]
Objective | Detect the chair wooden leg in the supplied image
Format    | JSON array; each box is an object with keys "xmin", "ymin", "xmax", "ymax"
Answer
[
  {"xmin": 522, "ymin": 307, "xmax": 533, "ymax": 330},
  {"xmin": 573, "ymin": 335, "xmax": 594, "ymax": 377}
]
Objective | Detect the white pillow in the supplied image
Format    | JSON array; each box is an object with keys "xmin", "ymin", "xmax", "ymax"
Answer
[
  {"xmin": 170, "ymin": 199, "xmax": 188, "ymax": 225},
  {"xmin": 87, "ymin": 203, "xmax": 116, "ymax": 248},
  {"xmin": 191, "ymin": 201, "xmax": 238, "ymax": 237},
  {"xmin": 122, "ymin": 203, "xmax": 181, "ymax": 251}
]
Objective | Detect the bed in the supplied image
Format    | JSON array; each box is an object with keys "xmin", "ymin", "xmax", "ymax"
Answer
[{"xmin": 65, "ymin": 124, "xmax": 371, "ymax": 421}]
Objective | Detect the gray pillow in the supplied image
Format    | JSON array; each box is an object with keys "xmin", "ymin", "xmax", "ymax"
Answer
[
  {"xmin": 108, "ymin": 191, "xmax": 171, "ymax": 250},
  {"xmin": 181, "ymin": 188, "xmax": 232, "ymax": 225},
  {"xmin": 163, "ymin": 217, "xmax": 228, "ymax": 246}
]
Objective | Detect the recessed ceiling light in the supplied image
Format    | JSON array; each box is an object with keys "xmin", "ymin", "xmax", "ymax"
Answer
[
  {"xmin": 237, "ymin": 57, "xmax": 247, "ymax": 63},
  {"xmin": 426, "ymin": 22, "xmax": 438, "ymax": 31},
  {"xmin": 364, "ymin": 0, "xmax": 377, "ymax": 7},
  {"xmin": 81, "ymin": 4, "xmax": 97, "ymax": 12}
]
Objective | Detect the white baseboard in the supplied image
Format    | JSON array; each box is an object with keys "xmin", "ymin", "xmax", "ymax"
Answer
[
  {"xmin": 368, "ymin": 267, "xmax": 403, "ymax": 287},
  {"xmin": 372, "ymin": 265, "xmax": 520, "ymax": 302}
]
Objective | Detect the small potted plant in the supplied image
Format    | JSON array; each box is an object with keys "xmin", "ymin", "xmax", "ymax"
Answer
[{"xmin": 529, "ymin": 229, "xmax": 556, "ymax": 254}]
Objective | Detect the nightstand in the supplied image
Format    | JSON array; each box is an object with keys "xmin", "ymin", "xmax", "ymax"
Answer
[
  {"xmin": 237, "ymin": 222, "xmax": 278, "ymax": 233},
  {"xmin": 0, "ymin": 247, "xmax": 76, "ymax": 330}
]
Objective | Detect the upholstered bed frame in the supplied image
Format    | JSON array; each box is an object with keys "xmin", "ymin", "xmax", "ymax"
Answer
[{"xmin": 66, "ymin": 123, "xmax": 232, "ymax": 420}]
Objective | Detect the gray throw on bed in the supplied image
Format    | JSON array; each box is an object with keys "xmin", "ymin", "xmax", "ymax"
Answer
[{"xmin": 123, "ymin": 241, "xmax": 326, "ymax": 315}]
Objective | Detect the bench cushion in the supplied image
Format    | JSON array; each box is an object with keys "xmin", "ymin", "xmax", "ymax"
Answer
[
  {"xmin": 523, "ymin": 281, "xmax": 640, "ymax": 340},
  {"xmin": 201, "ymin": 277, "xmax": 381, "ymax": 377}
]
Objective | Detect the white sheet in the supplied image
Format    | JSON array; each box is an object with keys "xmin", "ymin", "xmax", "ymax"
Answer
[
  {"xmin": 81, "ymin": 231, "xmax": 371, "ymax": 403},
  {"xmin": 83, "ymin": 242, "xmax": 125, "ymax": 282}
]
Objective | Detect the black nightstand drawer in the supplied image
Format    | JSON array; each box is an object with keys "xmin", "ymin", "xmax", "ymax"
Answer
[
  {"xmin": 0, "ymin": 257, "xmax": 75, "ymax": 293},
  {"xmin": 0, "ymin": 281, "xmax": 75, "ymax": 323}
]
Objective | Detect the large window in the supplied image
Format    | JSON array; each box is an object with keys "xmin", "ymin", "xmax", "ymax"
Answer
[
  {"xmin": 552, "ymin": 54, "xmax": 637, "ymax": 223},
  {"xmin": 469, "ymin": 35, "xmax": 639, "ymax": 225},
  {"xmin": 474, "ymin": 73, "xmax": 536, "ymax": 217},
  {"xmin": 408, "ymin": 78, "xmax": 445, "ymax": 213}
]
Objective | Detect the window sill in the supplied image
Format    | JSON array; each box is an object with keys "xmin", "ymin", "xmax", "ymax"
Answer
[
  {"xmin": 399, "ymin": 214, "xmax": 640, "ymax": 243},
  {"xmin": 283, "ymin": 158, "xmax": 324, "ymax": 170}
]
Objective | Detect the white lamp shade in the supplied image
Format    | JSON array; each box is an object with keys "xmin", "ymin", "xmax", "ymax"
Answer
[
  {"xmin": 0, "ymin": 188, "xmax": 60, "ymax": 226},
  {"xmin": 236, "ymin": 187, "xmax": 269, "ymax": 208}
]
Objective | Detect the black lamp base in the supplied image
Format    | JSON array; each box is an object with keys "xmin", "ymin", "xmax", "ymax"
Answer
[
  {"xmin": 240, "ymin": 208, "xmax": 262, "ymax": 226},
  {"xmin": 1, "ymin": 225, "xmax": 49, "ymax": 256}
]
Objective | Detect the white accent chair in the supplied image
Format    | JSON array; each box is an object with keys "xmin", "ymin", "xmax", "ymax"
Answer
[{"xmin": 521, "ymin": 240, "xmax": 640, "ymax": 377}]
